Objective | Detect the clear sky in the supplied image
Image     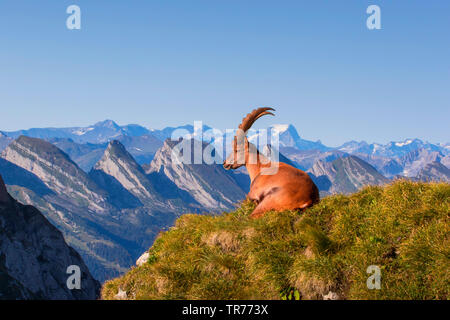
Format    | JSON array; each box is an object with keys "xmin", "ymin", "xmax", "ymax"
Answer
[{"xmin": 0, "ymin": 0, "xmax": 449, "ymax": 146}]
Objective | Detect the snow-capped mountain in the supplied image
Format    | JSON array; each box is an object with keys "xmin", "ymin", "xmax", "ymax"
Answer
[
  {"xmin": 336, "ymin": 139, "xmax": 448, "ymax": 178},
  {"xmin": 337, "ymin": 138, "xmax": 446, "ymax": 158},
  {"xmin": 49, "ymin": 138, "xmax": 107, "ymax": 172},
  {"xmin": 5, "ymin": 120, "xmax": 447, "ymax": 179},
  {"xmin": 150, "ymin": 124, "xmax": 213, "ymax": 142},
  {"xmin": 247, "ymin": 124, "xmax": 330, "ymax": 152}
]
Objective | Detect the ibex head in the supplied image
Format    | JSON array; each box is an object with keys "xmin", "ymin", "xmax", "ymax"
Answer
[{"xmin": 223, "ymin": 107, "xmax": 275, "ymax": 170}]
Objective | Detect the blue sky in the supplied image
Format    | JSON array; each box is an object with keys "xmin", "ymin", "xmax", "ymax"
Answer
[{"xmin": 0, "ymin": 0, "xmax": 449, "ymax": 146}]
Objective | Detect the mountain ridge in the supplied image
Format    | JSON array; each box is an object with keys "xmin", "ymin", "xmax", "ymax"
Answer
[
  {"xmin": 1, "ymin": 121, "xmax": 448, "ymax": 282},
  {"xmin": 91, "ymin": 140, "xmax": 161, "ymax": 205}
]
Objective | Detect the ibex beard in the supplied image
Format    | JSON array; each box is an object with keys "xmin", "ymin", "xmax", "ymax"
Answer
[{"xmin": 223, "ymin": 107, "xmax": 320, "ymax": 218}]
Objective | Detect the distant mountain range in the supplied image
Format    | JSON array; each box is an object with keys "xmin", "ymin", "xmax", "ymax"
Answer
[
  {"xmin": 0, "ymin": 133, "xmax": 247, "ymax": 282},
  {"xmin": 0, "ymin": 120, "xmax": 448, "ymax": 282},
  {"xmin": 3, "ymin": 120, "xmax": 152, "ymax": 144}
]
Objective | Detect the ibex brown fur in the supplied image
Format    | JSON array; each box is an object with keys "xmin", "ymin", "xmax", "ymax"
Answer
[{"xmin": 223, "ymin": 108, "xmax": 319, "ymax": 218}]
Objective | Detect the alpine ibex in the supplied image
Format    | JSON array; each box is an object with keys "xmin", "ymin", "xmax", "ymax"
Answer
[{"xmin": 223, "ymin": 107, "xmax": 319, "ymax": 218}]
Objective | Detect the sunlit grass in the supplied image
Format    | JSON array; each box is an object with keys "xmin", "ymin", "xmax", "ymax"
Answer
[{"xmin": 102, "ymin": 180, "xmax": 449, "ymax": 300}]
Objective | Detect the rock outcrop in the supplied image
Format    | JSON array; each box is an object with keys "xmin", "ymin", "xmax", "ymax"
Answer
[
  {"xmin": 90, "ymin": 140, "xmax": 160, "ymax": 205},
  {"xmin": 0, "ymin": 137, "xmax": 178, "ymax": 282},
  {"xmin": 146, "ymin": 139, "xmax": 246, "ymax": 211},
  {"xmin": 1, "ymin": 136, "xmax": 109, "ymax": 212},
  {"xmin": 0, "ymin": 175, "xmax": 100, "ymax": 299},
  {"xmin": 308, "ymin": 155, "xmax": 389, "ymax": 194}
]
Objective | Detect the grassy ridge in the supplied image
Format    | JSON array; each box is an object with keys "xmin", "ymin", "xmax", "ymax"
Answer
[{"xmin": 102, "ymin": 181, "xmax": 449, "ymax": 300}]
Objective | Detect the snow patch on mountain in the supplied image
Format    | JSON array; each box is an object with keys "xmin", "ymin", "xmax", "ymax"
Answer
[{"xmin": 72, "ymin": 127, "xmax": 94, "ymax": 136}]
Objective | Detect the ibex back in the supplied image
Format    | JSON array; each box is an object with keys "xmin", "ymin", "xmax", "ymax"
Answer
[{"xmin": 223, "ymin": 107, "xmax": 320, "ymax": 218}]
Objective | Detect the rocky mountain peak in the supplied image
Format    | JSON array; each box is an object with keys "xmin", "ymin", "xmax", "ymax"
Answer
[
  {"xmin": 0, "ymin": 188, "xmax": 100, "ymax": 299},
  {"xmin": 0, "ymin": 132, "xmax": 12, "ymax": 153},
  {"xmin": 106, "ymin": 139, "xmax": 133, "ymax": 158},
  {"xmin": 94, "ymin": 140, "xmax": 142, "ymax": 171},
  {"xmin": 94, "ymin": 119, "xmax": 120, "ymax": 130},
  {"xmin": 92, "ymin": 140, "xmax": 159, "ymax": 203},
  {"xmin": 147, "ymin": 138, "xmax": 246, "ymax": 211}
]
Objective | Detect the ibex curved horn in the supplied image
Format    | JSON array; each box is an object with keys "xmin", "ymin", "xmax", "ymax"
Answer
[
  {"xmin": 238, "ymin": 107, "xmax": 275, "ymax": 133},
  {"xmin": 224, "ymin": 107, "xmax": 320, "ymax": 219}
]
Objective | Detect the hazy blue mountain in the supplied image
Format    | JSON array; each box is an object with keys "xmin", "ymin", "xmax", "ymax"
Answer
[
  {"xmin": 116, "ymin": 134, "xmax": 163, "ymax": 165},
  {"xmin": 0, "ymin": 132, "xmax": 13, "ymax": 152},
  {"xmin": 4, "ymin": 119, "xmax": 447, "ymax": 176},
  {"xmin": 90, "ymin": 140, "xmax": 161, "ymax": 205},
  {"xmin": 120, "ymin": 124, "xmax": 153, "ymax": 137},
  {"xmin": 5, "ymin": 120, "xmax": 153, "ymax": 144},
  {"xmin": 439, "ymin": 143, "xmax": 450, "ymax": 155},
  {"xmin": 49, "ymin": 138, "xmax": 107, "ymax": 172},
  {"xmin": 337, "ymin": 138, "xmax": 446, "ymax": 158}
]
